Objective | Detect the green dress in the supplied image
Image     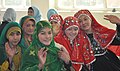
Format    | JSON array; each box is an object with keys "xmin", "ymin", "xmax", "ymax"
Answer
[{"xmin": 20, "ymin": 20, "xmax": 67, "ymax": 71}]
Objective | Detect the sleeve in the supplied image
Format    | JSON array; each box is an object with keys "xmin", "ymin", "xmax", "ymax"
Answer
[
  {"xmin": 20, "ymin": 48, "xmax": 40, "ymax": 71},
  {"xmin": 111, "ymin": 24, "xmax": 120, "ymax": 45},
  {"xmin": 0, "ymin": 45, "xmax": 9, "ymax": 71}
]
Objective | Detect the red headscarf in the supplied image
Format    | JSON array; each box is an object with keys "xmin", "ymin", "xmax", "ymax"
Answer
[
  {"xmin": 49, "ymin": 14, "xmax": 63, "ymax": 24},
  {"xmin": 54, "ymin": 16, "xmax": 95, "ymax": 71},
  {"xmin": 74, "ymin": 9, "xmax": 116, "ymax": 48}
]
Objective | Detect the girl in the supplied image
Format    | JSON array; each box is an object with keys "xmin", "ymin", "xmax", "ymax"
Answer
[
  {"xmin": 20, "ymin": 20, "xmax": 72, "ymax": 71},
  {"xmin": 74, "ymin": 9, "xmax": 120, "ymax": 71},
  {"xmin": 0, "ymin": 22, "xmax": 22, "ymax": 71}
]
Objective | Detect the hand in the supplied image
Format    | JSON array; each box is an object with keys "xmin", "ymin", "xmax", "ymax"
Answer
[
  {"xmin": 5, "ymin": 42, "xmax": 15, "ymax": 58},
  {"xmin": 58, "ymin": 47, "xmax": 70, "ymax": 64},
  {"xmin": 38, "ymin": 48, "xmax": 47, "ymax": 69},
  {"xmin": 104, "ymin": 15, "xmax": 120, "ymax": 25}
]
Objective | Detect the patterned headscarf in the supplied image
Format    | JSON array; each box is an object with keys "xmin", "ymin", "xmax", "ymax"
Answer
[
  {"xmin": 54, "ymin": 16, "xmax": 95, "ymax": 71},
  {"xmin": 0, "ymin": 22, "xmax": 21, "ymax": 45},
  {"xmin": 3, "ymin": 8, "xmax": 16, "ymax": 22},
  {"xmin": 49, "ymin": 14, "xmax": 63, "ymax": 25},
  {"xmin": 74, "ymin": 9, "xmax": 116, "ymax": 48}
]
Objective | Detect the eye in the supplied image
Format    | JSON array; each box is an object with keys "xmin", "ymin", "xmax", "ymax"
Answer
[
  {"xmin": 67, "ymin": 28, "xmax": 72, "ymax": 31},
  {"xmin": 74, "ymin": 27, "xmax": 78, "ymax": 31},
  {"xmin": 9, "ymin": 32, "xmax": 14, "ymax": 36},
  {"xmin": 48, "ymin": 31, "xmax": 52, "ymax": 34},
  {"xmin": 40, "ymin": 32, "xmax": 45, "ymax": 35},
  {"xmin": 26, "ymin": 24, "xmax": 30, "ymax": 27},
  {"xmin": 32, "ymin": 24, "xmax": 35, "ymax": 27},
  {"xmin": 16, "ymin": 31, "xmax": 21, "ymax": 35}
]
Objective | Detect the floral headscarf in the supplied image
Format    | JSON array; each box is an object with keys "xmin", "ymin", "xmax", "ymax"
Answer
[
  {"xmin": 54, "ymin": 16, "xmax": 95, "ymax": 71},
  {"xmin": 74, "ymin": 9, "xmax": 116, "ymax": 48}
]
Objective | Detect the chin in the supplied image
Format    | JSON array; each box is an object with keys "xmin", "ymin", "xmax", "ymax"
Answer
[{"xmin": 43, "ymin": 42, "xmax": 51, "ymax": 46}]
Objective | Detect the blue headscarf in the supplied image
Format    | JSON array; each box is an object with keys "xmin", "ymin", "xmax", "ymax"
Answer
[
  {"xmin": 31, "ymin": 6, "xmax": 42, "ymax": 23},
  {"xmin": 47, "ymin": 9, "xmax": 58, "ymax": 20}
]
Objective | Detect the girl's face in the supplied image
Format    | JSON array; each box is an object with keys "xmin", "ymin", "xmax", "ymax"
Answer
[
  {"xmin": 51, "ymin": 21, "xmax": 60, "ymax": 36},
  {"xmin": 65, "ymin": 26, "xmax": 79, "ymax": 41},
  {"xmin": 28, "ymin": 9, "xmax": 34, "ymax": 16},
  {"xmin": 78, "ymin": 15, "xmax": 92, "ymax": 32},
  {"xmin": 8, "ymin": 31, "xmax": 21, "ymax": 46},
  {"xmin": 22, "ymin": 20, "xmax": 35, "ymax": 35},
  {"xmin": 38, "ymin": 27, "xmax": 53, "ymax": 46}
]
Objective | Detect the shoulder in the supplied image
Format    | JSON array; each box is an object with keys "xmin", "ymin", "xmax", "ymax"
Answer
[{"xmin": 55, "ymin": 42, "xmax": 64, "ymax": 49}]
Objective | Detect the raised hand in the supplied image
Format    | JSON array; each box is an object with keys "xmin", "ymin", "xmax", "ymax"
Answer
[
  {"xmin": 38, "ymin": 48, "xmax": 47, "ymax": 69},
  {"xmin": 5, "ymin": 42, "xmax": 15, "ymax": 58},
  {"xmin": 58, "ymin": 46, "xmax": 70, "ymax": 64},
  {"xmin": 104, "ymin": 15, "xmax": 120, "ymax": 25}
]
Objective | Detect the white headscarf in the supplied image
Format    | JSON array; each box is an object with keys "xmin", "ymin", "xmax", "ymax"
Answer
[{"xmin": 3, "ymin": 8, "xmax": 16, "ymax": 22}]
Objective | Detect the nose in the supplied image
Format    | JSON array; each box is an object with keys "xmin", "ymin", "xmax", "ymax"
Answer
[
  {"xmin": 30, "ymin": 25, "xmax": 34, "ymax": 30},
  {"xmin": 14, "ymin": 34, "xmax": 18, "ymax": 39},
  {"xmin": 45, "ymin": 33, "xmax": 50, "ymax": 38}
]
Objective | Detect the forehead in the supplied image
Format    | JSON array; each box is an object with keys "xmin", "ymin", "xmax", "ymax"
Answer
[
  {"xmin": 66, "ymin": 25, "xmax": 78, "ymax": 30},
  {"xmin": 39, "ymin": 27, "xmax": 52, "ymax": 32},
  {"xmin": 79, "ymin": 14, "xmax": 91, "ymax": 20}
]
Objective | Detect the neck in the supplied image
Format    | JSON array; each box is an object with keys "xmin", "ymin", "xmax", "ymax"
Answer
[
  {"xmin": 24, "ymin": 33, "xmax": 32, "ymax": 41},
  {"xmin": 85, "ymin": 28, "xmax": 93, "ymax": 34}
]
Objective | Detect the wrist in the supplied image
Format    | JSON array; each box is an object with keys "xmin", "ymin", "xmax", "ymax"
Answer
[{"xmin": 38, "ymin": 63, "xmax": 44, "ymax": 70}]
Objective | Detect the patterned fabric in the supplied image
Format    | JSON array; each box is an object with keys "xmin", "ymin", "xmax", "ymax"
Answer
[
  {"xmin": 0, "ymin": 22, "xmax": 22, "ymax": 71},
  {"xmin": 54, "ymin": 16, "xmax": 95, "ymax": 71},
  {"xmin": 20, "ymin": 20, "xmax": 67, "ymax": 71},
  {"xmin": 49, "ymin": 14, "xmax": 63, "ymax": 25},
  {"xmin": 74, "ymin": 9, "xmax": 116, "ymax": 48}
]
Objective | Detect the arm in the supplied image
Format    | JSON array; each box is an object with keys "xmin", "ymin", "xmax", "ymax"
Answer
[
  {"xmin": 55, "ymin": 42, "xmax": 75, "ymax": 71},
  {"xmin": 104, "ymin": 15, "xmax": 120, "ymax": 45}
]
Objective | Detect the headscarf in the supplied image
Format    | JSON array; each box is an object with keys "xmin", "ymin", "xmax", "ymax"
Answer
[
  {"xmin": 3, "ymin": 8, "xmax": 16, "ymax": 22},
  {"xmin": 54, "ymin": 16, "xmax": 95, "ymax": 71},
  {"xmin": 0, "ymin": 22, "xmax": 21, "ymax": 45},
  {"xmin": 19, "ymin": 15, "xmax": 35, "ymax": 27},
  {"xmin": 19, "ymin": 15, "xmax": 35, "ymax": 50},
  {"xmin": 49, "ymin": 14, "xmax": 63, "ymax": 25},
  {"xmin": 47, "ymin": 8, "xmax": 58, "ymax": 20},
  {"xmin": 31, "ymin": 6, "xmax": 42, "ymax": 23},
  {"xmin": 74, "ymin": 9, "xmax": 116, "ymax": 48},
  {"xmin": 30, "ymin": 20, "xmax": 65, "ymax": 71}
]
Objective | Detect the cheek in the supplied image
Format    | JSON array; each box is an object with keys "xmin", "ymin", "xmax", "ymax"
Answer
[
  {"xmin": 65, "ymin": 31, "xmax": 70, "ymax": 37},
  {"xmin": 38, "ymin": 34, "xmax": 43, "ymax": 42}
]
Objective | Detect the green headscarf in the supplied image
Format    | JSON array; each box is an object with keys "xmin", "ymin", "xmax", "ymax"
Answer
[
  {"xmin": 20, "ymin": 20, "xmax": 66, "ymax": 71},
  {"xmin": 19, "ymin": 15, "xmax": 35, "ymax": 27},
  {"xmin": 0, "ymin": 22, "xmax": 21, "ymax": 45},
  {"xmin": 19, "ymin": 15, "xmax": 36, "ymax": 50}
]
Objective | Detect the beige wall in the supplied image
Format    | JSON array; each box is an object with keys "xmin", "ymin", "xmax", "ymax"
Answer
[{"xmin": 0, "ymin": 0, "xmax": 119, "ymax": 29}]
